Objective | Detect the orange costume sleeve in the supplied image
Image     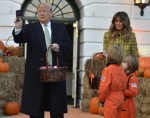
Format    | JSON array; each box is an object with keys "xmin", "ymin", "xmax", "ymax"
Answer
[
  {"xmin": 123, "ymin": 74, "xmax": 139, "ymax": 98},
  {"xmin": 98, "ymin": 68, "xmax": 112, "ymax": 102}
]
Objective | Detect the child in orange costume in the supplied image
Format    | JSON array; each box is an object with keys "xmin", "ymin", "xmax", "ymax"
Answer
[
  {"xmin": 121, "ymin": 54, "xmax": 139, "ymax": 118},
  {"xmin": 98, "ymin": 45, "xmax": 127, "ymax": 118}
]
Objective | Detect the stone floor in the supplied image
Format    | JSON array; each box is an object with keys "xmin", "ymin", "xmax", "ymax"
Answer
[{"xmin": 8, "ymin": 107, "xmax": 103, "ymax": 118}]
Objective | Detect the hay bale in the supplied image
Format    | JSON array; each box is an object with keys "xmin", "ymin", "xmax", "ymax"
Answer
[
  {"xmin": 81, "ymin": 98, "xmax": 90, "ymax": 112},
  {"xmin": 135, "ymin": 77, "xmax": 150, "ymax": 118},
  {"xmin": 85, "ymin": 58, "xmax": 105, "ymax": 77},
  {"xmin": 82, "ymin": 75, "xmax": 98, "ymax": 99},
  {"xmin": 0, "ymin": 57, "xmax": 25, "ymax": 115},
  {"xmin": 82, "ymin": 74, "xmax": 98, "ymax": 111},
  {"xmin": 0, "ymin": 73, "xmax": 16, "ymax": 108},
  {"xmin": 82, "ymin": 89, "xmax": 98, "ymax": 99},
  {"xmin": 84, "ymin": 58, "xmax": 105, "ymax": 89},
  {"xmin": 15, "ymin": 74, "xmax": 24, "ymax": 90},
  {"xmin": 2, "ymin": 56, "xmax": 25, "ymax": 74}
]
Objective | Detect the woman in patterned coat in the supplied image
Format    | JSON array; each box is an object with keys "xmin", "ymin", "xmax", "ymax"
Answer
[{"xmin": 103, "ymin": 11, "xmax": 138, "ymax": 56}]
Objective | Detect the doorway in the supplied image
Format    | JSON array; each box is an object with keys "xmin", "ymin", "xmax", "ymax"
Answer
[
  {"xmin": 65, "ymin": 23, "xmax": 74, "ymax": 105},
  {"xmin": 64, "ymin": 23, "xmax": 78, "ymax": 106}
]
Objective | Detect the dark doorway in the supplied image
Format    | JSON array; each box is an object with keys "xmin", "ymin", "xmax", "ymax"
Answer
[
  {"xmin": 64, "ymin": 23, "xmax": 74, "ymax": 72},
  {"xmin": 65, "ymin": 23, "xmax": 74, "ymax": 105}
]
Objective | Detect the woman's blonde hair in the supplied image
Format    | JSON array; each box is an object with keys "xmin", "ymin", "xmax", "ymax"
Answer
[
  {"xmin": 106, "ymin": 45, "xmax": 123, "ymax": 65},
  {"xmin": 122, "ymin": 54, "xmax": 139, "ymax": 71}
]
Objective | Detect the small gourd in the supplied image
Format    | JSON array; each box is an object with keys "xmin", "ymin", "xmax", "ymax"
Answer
[
  {"xmin": 0, "ymin": 58, "xmax": 9, "ymax": 72},
  {"xmin": 89, "ymin": 97, "xmax": 99, "ymax": 114},
  {"xmin": 94, "ymin": 52, "xmax": 106, "ymax": 60},
  {"xmin": 135, "ymin": 66, "xmax": 144, "ymax": 77},
  {"xmin": 139, "ymin": 57, "xmax": 150, "ymax": 70},
  {"xmin": 4, "ymin": 102, "xmax": 20, "ymax": 115},
  {"xmin": 144, "ymin": 67, "xmax": 150, "ymax": 79},
  {"xmin": 0, "ymin": 40, "xmax": 6, "ymax": 53}
]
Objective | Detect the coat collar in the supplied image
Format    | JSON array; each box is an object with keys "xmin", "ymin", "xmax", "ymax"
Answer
[
  {"xmin": 35, "ymin": 21, "xmax": 57, "ymax": 52},
  {"xmin": 35, "ymin": 22, "xmax": 46, "ymax": 52}
]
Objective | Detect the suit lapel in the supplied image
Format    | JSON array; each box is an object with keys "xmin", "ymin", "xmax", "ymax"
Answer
[
  {"xmin": 51, "ymin": 22, "xmax": 57, "ymax": 43},
  {"xmin": 36, "ymin": 22, "xmax": 46, "ymax": 52}
]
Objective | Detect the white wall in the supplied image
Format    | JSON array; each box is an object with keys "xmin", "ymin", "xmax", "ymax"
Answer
[{"xmin": 0, "ymin": 0, "xmax": 23, "ymax": 46}]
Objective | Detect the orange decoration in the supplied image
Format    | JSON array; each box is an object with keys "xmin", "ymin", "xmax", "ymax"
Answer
[
  {"xmin": 89, "ymin": 97, "xmax": 99, "ymax": 114},
  {"xmin": 0, "ymin": 58, "xmax": 9, "ymax": 72},
  {"xmin": 0, "ymin": 40, "xmax": 6, "ymax": 53},
  {"xmin": 139, "ymin": 57, "xmax": 150, "ymax": 70},
  {"xmin": 89, "ymin": 72, "xmax": 96, "ymax": 84},
  {"xmin": 144, "ymin": 67, "xmax": 150, "ymax": 79},
  {"xmin": 4, "ymin": 102, "xmax": 20, "ymax": 115},
  {"xmin": 135, "ymin": 66, "xmax": 144, "ymax": 77},
  {"xmin": 93, "ymin": 53, "xmax": 105, "ymax": 60}
]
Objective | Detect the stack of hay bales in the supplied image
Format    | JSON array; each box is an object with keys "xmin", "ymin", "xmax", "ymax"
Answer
[
  {"xmin": 82, "ymin": 58, "xmax": 105, "ymax": 111},
  {"xmin": 82, "ymin": 74, "xmax": 98, "ymax": 111},
  {"xmin": 135, "ymin": 77, "xmax": 150, "ymax": 118},
  {"xmin": 0, "ymin": 56, "xmax": 25, "ymax": 115}
]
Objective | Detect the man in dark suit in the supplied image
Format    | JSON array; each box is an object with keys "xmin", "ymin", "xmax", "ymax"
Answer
[{"xmin": 12, "ymin": 3, "xmax": 72, "ymax": 118}]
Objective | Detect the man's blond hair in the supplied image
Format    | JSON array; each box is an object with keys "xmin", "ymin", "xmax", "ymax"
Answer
[{"xmin": 37, "ymin": 3, "xmax": 52, "ymax": 12}]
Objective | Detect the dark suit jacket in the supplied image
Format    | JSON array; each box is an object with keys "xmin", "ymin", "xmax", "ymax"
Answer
[{"xmin": 12, "ymin": 21, "xmax": 72, "ymax": 116}]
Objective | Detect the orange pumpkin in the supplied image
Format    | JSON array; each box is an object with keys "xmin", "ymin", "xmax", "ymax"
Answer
[
  {"xmin": 144, "ymin": 67, "xmax": 150, "ymax": 79},
  {"xmin": 98, "ymin": 106, "xmax": 104, "ymax": 116},
  {"xmin": 0, "ymin": 58, "xmax": 9, "ymax": 72},
  {"xmin": 0, "ymin": 40, "xmax": 6, "ymax": 53},
  {"xmin": 135, "ymin": 66, "xmax": 144, "ymax": 77},
  {"xmin": 93, "ymin": 52, "xmax": 105, "ymax": 60},
  {"xmin": 89, "ymin": 97, "xmax": 99, "ymax": 114},
  {"xmin": 139, "ymin": 57, "xmax": 150, "ymax": 70},
  {"xmin": 4, "ymin": 102, "xmax": 20, "ymax": 115}
]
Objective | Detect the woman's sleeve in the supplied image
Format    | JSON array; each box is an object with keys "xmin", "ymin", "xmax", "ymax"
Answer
[
  {"xmin": 131, "ymin": 33, "xmax": 138, "ymax": 55},
  {"xmin": 103, "ymin": 32, "xmax": 109, "ymax": 53}
]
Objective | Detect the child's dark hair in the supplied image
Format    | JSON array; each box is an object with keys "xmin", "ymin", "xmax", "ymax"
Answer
[{"xmin": 122, "ymin": 54, "xmax": 139, "ymax": 72}]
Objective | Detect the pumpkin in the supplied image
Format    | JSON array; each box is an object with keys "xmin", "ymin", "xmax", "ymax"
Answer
[
  {"xmin": 139, "ymin": 57, "xmax": 150, "ymax": 70},
  {"xmin": 0, "ymin": 40, "xmax": 6, "ymax": 53},
  {"xmin": 89, "ymin": 97, "xmax": 99, "ymax": 114},
  {"xmin": 135, "ymin": 66, "xmax": 144, "ymax": 77},
  {"xmin": 0, "ymin": 58, "xmax": 9, "ymax": 72},
  {"xmin": 4, "ymin": 102, "xmax": 20, "ymax": 115},
  {"xmin": 93, "ymin": 52, "xmax": 105, "ymax": 60},
  {"xmin": 98, "ymin": 106, "xmax": 104, "ymax": 116},
  {"xmin": 144, "ymin": 67, "xmax": 150, "ymax": 79}
]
